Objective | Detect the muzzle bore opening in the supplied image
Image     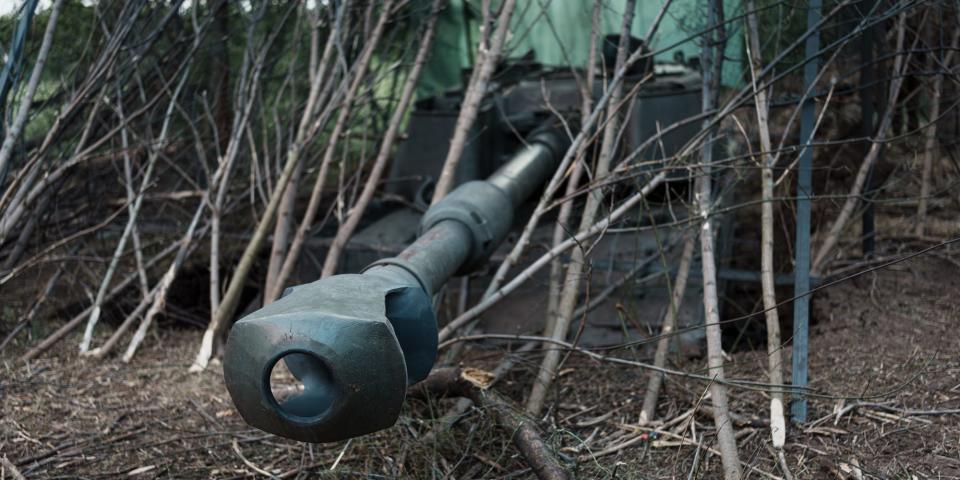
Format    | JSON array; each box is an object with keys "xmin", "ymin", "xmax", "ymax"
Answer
[{"xmin": 265, "ymin": 351, "xmax": 336, "ymax": 421}]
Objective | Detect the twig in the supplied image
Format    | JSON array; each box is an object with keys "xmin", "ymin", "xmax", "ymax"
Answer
[
  {"xmin": 439, "ymin": 333, "xmax": 809, "ymax": 394},
  {"xmin": 20, "ymin": 242, "xmax": 179, "ymax": 362},
  {"xmin": 545, "ymin": 0, "xmax": 601, "ymax": 330},
  {"xmin": 1, "ymin": 455, "xmax": 26, "ymax": 480},
  {"xmin": 766, "ymin": 444, "xmax": 795, "ymax": 480},
  {"xmin": 267, "ymin": 0, "xmax": 386, "ymax": 301},
  {"xmin": 411, "ymin": 367, "xmax": 570, "ymax": 480},
  {"xmin": 438, "ymin": 173, "xmax": 667, "ymax": 341},
  {"xmin": 122, "ymin": 202, "xmax": 208, "ymax": 362},
  {"xmin": 79, "ymin": 65, "xmax": 192, "ymax": 353},
  {"xmin": 233, "ymin": 439, "xmax": 278, "ymax": 479},
  {"xmin": 687, "ymin": 435, "xmax": 704, "ymax": 480},
  {"xmin": 916, "ymin": 29, "xmax": 959, "ymax": 236},
  {"xmin": 0, "ymin": 258, "xmax": 67, "ymax": 353},
  {"xmin": 193, "ymin": 0, "xmax": 378, "ymax": 372}
]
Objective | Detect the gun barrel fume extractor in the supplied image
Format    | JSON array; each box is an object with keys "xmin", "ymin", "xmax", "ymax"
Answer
[{"xmin": 223, "ymin": 127, "xmax": 569, "ymax": 443}]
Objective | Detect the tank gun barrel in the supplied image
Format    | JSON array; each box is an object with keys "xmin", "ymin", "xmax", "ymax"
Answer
[{"xmin": 223, "ymin": 127, "xmax": 568, "ymax": 443}]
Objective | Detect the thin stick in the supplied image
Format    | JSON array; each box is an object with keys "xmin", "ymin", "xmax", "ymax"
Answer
[
  {"xmin": 481, "ymin": 0, "xmax": 672, "ymax": 306},
  {"xmin": 267, "ymin": 0, "xmax": 387, "ymax": 301},
  {"xmin": 263, "ymin": 3, "xmax": 327, "ymax": 300},
  {"xmin": 87, "ymin": 284, "xmax": 159, "ymax": 359},
  {"xmin": 209, "ymin": 1, "xmax": 283, "ymax": 316},
  {"xmin": 1, "ymin": 455, "xmax": 26, "ymax": 480},
  {"xmin": 0, "ymin": 258, "xmax": 66, "ymax": 353},
  {"xmin": 745, "ymin": 0, "xmax": 786, "ymax": 449},
  {"xmin": 193, "ymin": 0, "xmax": 387, "ymax": 371},
  {"xmin": 411, "ymin": 367, "xmax": 570, "ymax": 480},
  {"xmin": 546, "ymin": 0, "xmax": 601, "ymax": 332},
  {"xmin": 122, "ymin": 201, "xmax": 208, "ymax": 362},
  {"xmin": 79, "ymin": 63, "xmax": 191, "ymax": 353},
  {"xmin": 232, "ymin": 439, "xmax": 276, "ymax": 478},
  {"xmin": 119, "ymin": 100, "xmax": 150, "ymax": 297},
  {"xmin": 265, "ymin": 157, "xmax": 303, "ymax": 300},
  {"xmin": 916, "ymin": 29, "xmax": 958, "ymax": 236}
]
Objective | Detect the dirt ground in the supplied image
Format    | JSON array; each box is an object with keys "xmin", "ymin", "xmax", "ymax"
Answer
[{"xmin": 2, "ymin": 250, "xmax": 959, "ymax": 479}]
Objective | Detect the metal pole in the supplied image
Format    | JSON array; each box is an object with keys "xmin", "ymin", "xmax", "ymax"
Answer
[{"xmin": 792, "ymin": 0, "xmax": 821, "ymax": 424}]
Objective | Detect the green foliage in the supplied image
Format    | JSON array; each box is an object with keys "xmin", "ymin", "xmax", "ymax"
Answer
[{"xmin": 0, "ymin": 0, "xmax": 443, "ymax": 189}]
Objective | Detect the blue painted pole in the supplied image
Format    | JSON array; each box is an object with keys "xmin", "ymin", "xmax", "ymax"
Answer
[
  {"xmin": 0, "ymin": 0, "xmax": 41, "ymax": 121},
  {"xmin": 792, "ymin": 0, "xmax": 821, "ymax": 423},
  {"xmin": 0, "ymin": 0, "xmax": 40, "ymax": 186}
]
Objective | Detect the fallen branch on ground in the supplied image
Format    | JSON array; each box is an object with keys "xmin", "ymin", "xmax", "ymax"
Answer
[{"xmin": 410, "ymin": 367, "xmax": 570, "ymax": 480}]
